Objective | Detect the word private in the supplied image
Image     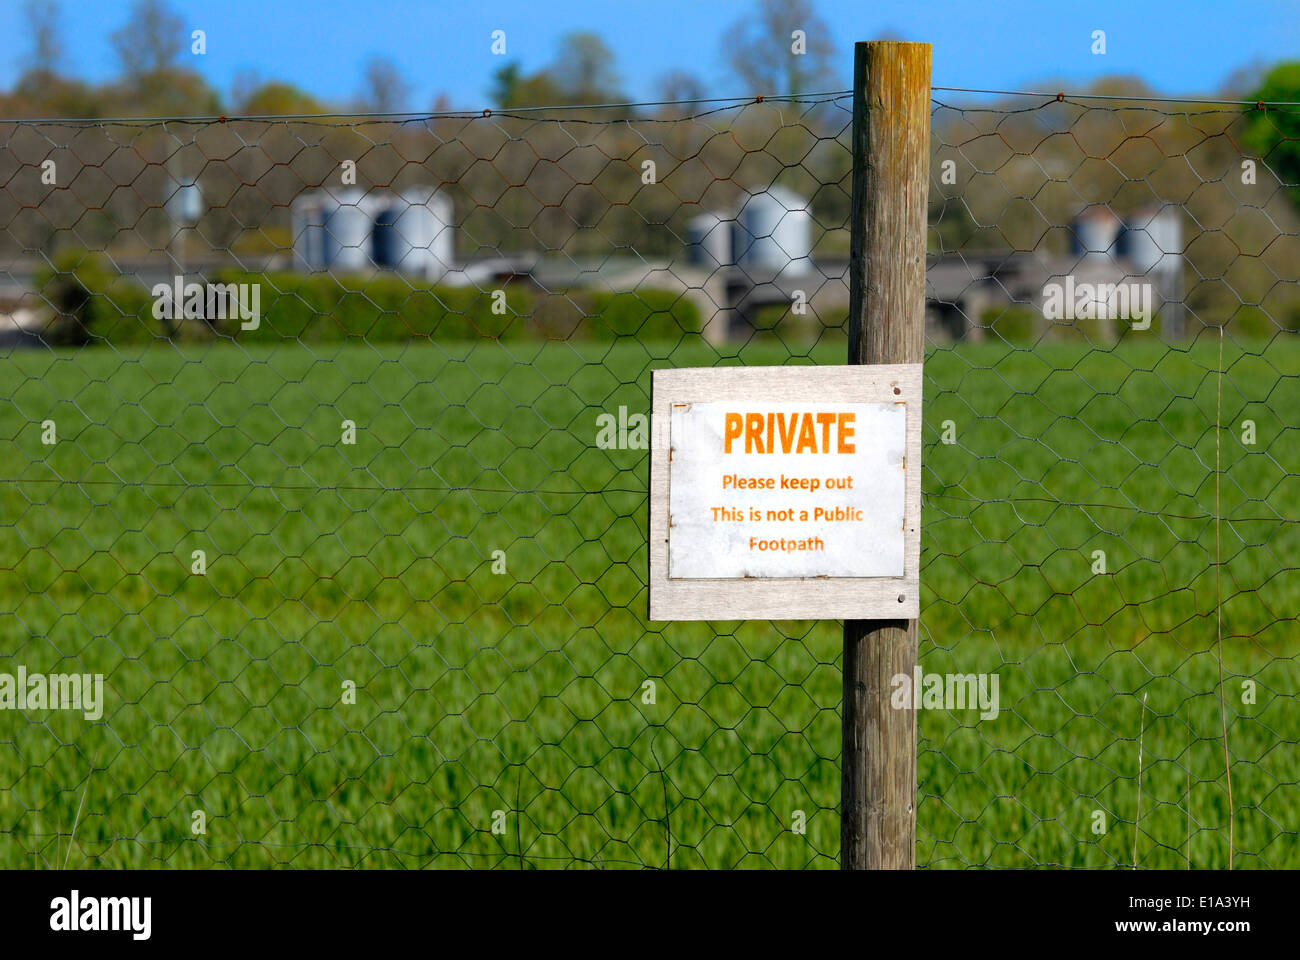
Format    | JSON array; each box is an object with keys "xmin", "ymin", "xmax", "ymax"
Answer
[{"xmin": 667, "ymin": 400, "xmax": 904, "ymax": 580}]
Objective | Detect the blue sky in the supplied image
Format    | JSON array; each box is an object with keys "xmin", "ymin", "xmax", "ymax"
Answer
[{"xmin": 0, "ymin": 0, "xmax": 1296, "ymax": 110}]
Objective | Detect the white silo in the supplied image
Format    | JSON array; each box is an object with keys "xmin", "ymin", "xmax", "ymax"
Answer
[
  {"xmin": 1121, "ymin": 205, "xmax": 1184, "ymax": 337},
  {"xmin": 322, "ymin": 188, "xmax": 374, "ymax": 273},
  {"xmin": 167, "ymin": 179, "xmax": 203, "ymax": 226},
  {"xmin": 372, "ymin": 188, "xmax": 454, "ymax": 281},
  {"xmin": 1070, "ymin": 205, "xmax": 1123, "ymax": 263},
  {"xmin": 1119, "ymin": 205, "xmax": 1182, "ymax": 277},
  {"xmin": 685, "ymin": 212, "xmax": 732, "ymax": 271},
  {"xmin": 429, "ymin": 190, "xmax": 455, "ymax": 280},
  {"xmin": 731, "ymin": 186, "xmax": 812, "ymax": 278},
  {"xmin": 291, "ymin": 193, "xmax": 329, "ymax": 271}
]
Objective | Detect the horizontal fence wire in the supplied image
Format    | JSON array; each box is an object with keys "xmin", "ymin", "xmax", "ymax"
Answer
[
  {"xmin": 0, "ymin": 87, "xmax": 1295, "ymax": 867},
  {"xmin": 924, "ymin": 90, "xmax": 1299, "ymax": 869}
]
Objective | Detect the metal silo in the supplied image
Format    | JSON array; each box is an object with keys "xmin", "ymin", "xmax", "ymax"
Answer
[
  {"xmin": 424, "ymin": 189, "xmax": 455, "ymax": 281},
  {"xmin": 1120, "ymin": 204, "xmax": 1185, "ymax": 338},
  {"xmin": 685, "ymin": 212, "xmax": 732, "ymax": 271},
  {"xmin": 731, "ymin": 186, "xmax": 812, "ymax": 277},
  {"xmin": 167, "ymin": 179, "xmax": 203, "ymax": 226},
  {"xmin": 372, "ymin": 188, "xmax": 453, "ymax": 281},
  {"xmin": 1070, "ymin": 205, "xmax": 1123, "ymax": 263},
  {"xmin": 322, "ymin": 188, "xmax": 373, "ymax": 273},
  {"xmin": 1119, "ymin": 205, "xmax": 1182, "ymax": 277},
  {"xmin": 371, "ymin": 204, "xmax": 401, "ymax": 270},
  {"xmin": 291, "ymin": 193, "xmax": 329, "ymax": 272}
]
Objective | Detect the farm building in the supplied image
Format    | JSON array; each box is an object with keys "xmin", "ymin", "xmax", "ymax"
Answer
[{"xmin": 290, "ymin": 187, "xmax": 455, "ymax": 281}]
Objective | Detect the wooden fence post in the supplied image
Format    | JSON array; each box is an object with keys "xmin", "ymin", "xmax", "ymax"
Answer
[{"xmin": 842, "ymin": 39, "xmax": 931, "ymax": 870}]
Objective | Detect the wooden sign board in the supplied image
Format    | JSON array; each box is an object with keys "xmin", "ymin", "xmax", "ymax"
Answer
[{"xmin": 649, "ymin": 364, "xmax": 921, "ymax": 621}]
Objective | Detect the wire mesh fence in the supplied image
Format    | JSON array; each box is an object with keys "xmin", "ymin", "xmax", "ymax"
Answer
[
  {"xmin": 924, "ymin": 93, "xmax": 1299, "ymax": 869},
  {"xmin": 0, "ymin": 87, "xmax": 1296, "ymax": 868}
]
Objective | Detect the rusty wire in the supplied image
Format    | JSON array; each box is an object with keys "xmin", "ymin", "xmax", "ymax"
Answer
[{"xmin": 0, "ymin": 88, "xmax": 1296, "ymax": 868}]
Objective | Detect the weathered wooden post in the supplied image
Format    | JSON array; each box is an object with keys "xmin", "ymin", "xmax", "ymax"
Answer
[{"xmin": 842, "ymin": 39, "xmax": 930, "ymax": 870}]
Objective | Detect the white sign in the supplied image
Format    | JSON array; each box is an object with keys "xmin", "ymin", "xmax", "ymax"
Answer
[
  {"xmin": 668, "ymin": 401, "xmax": 905, "ymax": 579},
  {"xmin": 649, "ymin": 364, "xmax": 922, "ymax": 621}
]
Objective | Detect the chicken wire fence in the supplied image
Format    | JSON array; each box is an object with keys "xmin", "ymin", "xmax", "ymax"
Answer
[{"xmin": 0, "ymin": 88, "xmax": 1297, "ymax": 868}]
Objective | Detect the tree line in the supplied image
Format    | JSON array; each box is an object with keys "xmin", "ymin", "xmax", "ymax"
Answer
[{"xmin": 1, "ymin": 0, "xmax": 841, "ymax": 119}]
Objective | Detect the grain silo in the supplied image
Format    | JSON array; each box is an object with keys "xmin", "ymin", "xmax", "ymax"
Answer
[
  {"xmin": 167, "ymin": 179, "xmax": 203, "ymax": 226},
  {"xmin": 685, "ymin": 212, "xmax": 732, "ymax": 271},
  {"xmin": 731, "ymin": 186, "xmax": 812, "ymax": 278},
  {"xmin": 1069, "ymin": 205, "xmax": 1123, "ymax": 263},
  {"xmin": 321, "ymin": 189, "xmax": 374, "ymax": 273},
  {"xmin": 1120, "ymin": 205, "xmax": 1184, "ymax": 338},
  {"xmin": 290, "ymin": 194, "xmax": 329, "ymax": 272},
  {"xmin": 372, "ymin": 188, "xmax": 454, "ymax": 281},
  {"xmin": 1119, "ymin": 205, "xmax": 1182, "ymax": 277}
]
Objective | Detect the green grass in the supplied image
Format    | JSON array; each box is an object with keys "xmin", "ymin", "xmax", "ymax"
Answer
[{"xmin": 0, "ymin": 335, "xmax": 1297, "ymax": 868}]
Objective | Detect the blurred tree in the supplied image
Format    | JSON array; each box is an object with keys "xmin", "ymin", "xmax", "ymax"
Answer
[
  {"xmin": 1084, "ymin": 75, "xmax": 1156, "ymax": 97},
  {"xmin": 24, "ymin": 0, "xmax": 60, "ymax": 78},
  {"xmin": 490, "ymin": 60, "xmax": 561, "ymax": 109},
  {"xmin": 104, "ymin": 69, "xmax": 221, "ymax": 116},
  {"xmin": 9, "ymin": 74, "xmax": 101, "ymax": 119},
  {"xmin": 723, "ymin": 0, "xmax": 835, "ymax": 96},
  {"xmin": 105, "ymin": 0, "xmax": 219, "ymax": 115},
  {"xmin": 513, "ymin": 73, "xmax": 566, "ymax": 108},
  {"xmin": 490, "ymin": 61, "xmax": 525, "ymax": 107},
  {"xmin": 490, "ymin": 33, "xmax": 623, "ymax": 110},
  {"xmin": 551, "ymin": 32, "xmax": 624, "ymax": 103},
  {"xmin": 112, "ymin": 0, "xmax": 184, "ymax": 80},
  {"xmin": 928, "ymin": 193, "xmax": 978, "ymax": 253},
  {"xmin": 1243, "ymin": 63, "xmax": 1300, "ymax": 208},
  {"xmin": 357, "ymin": 55, "xmax": 410, "ymax": 114},
  {"xmin": 9, "ymin": 1, "xmax": 100, "ymax": 118},
  {"xmin": 656, "ymin": 70, "xmax": 706, "ymax": 104},
  {"xmin": 234, "ymin": 80, "xmax": 326, "ymax": 117}
]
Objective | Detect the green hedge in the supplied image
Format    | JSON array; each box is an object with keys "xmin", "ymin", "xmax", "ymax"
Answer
[
  {"xmin": 29, "ymin": 258, "xmax": 703, "ymax": 345},
  {"xmin": 34, "ymin": 250, "xmax": 158, "ymax": 345},
  {"xmin": 207, "ymin": 270, "xmax": 702, "ymax": 343}
]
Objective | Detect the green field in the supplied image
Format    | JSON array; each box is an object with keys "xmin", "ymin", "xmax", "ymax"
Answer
[{"xmin": 0, "ymin": 336, "xmax": 1297, "ymax": 868}]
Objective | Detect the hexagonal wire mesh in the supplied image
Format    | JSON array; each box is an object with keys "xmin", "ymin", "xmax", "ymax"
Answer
[{"xmin": 0, "ymin": 88, "xmax": 1296, "ymax": 868}]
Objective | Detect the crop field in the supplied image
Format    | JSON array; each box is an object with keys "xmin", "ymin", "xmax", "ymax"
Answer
[{"xmin": 0, "ymin": 336, "xmax": 1296, "ymax": 868}]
